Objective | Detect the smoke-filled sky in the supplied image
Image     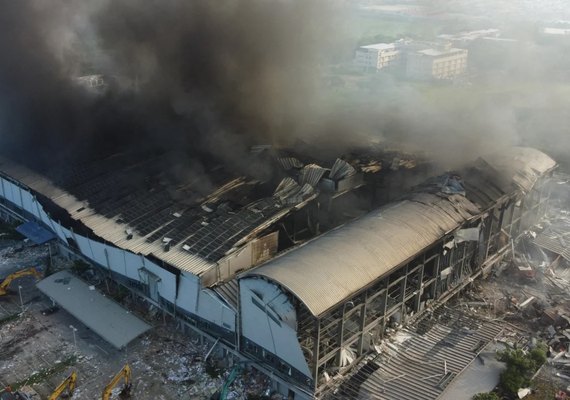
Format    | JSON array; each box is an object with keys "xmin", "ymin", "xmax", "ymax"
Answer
[
  {"xmin": 1, "ymin": 0, "xmax": 569, "ymax": 176},
  {"xmin": 0, "ymin": 0, "xmax": 340, "ymax": 174}
]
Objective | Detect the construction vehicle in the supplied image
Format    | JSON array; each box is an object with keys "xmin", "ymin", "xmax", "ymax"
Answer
[
  {"xmin": 0, "ymin": 267, "xmax": 43, "ymax": 296},
  {"xmin": 48, "ymin": 371, "xmax": 77, "ymax": 400},
  {"xmin": 102, "ymin": 364, "xmax": 131, "ymax": 400}
]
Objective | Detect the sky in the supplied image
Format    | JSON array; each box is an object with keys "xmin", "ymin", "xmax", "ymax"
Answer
[{"xmin": 0, "ymin": 0, "xmax": 569, "ymax": 175}]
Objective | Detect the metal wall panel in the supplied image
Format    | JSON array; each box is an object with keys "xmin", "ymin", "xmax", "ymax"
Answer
[{"xmin": 240, "ymin": 279, "xmax": 311, "ymax": 376}]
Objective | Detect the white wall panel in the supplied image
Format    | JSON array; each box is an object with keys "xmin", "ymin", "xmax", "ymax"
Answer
[
  {"xmin": 124, "ymin": 251, "xmax": 144, "ymax": 281},
  {"xmin": 75, "ymin": 235, "xmax": 93, "ymax": 260},
  {"xmin": 141, "ymin": 258, "xmax": 176, "ymax": 302},
  {"xmin": 106, "ymin": 246, "xmax": 128, "ymax": 276},
  {"xmin": 177, "ymin": 273, "xmax": 199, "ymax": 314},
  {"xmin": 197, "ymin": 289, "xmax": 236, "ymax": 331},
  {"xmin": 3, "ymin": 179, "xmax": 19, "ymax": 205},
  {"xmin": 240, "ymin": 279, "xmax": 310, "ymax": 376},
  {"xmin": 88, "ymin": 239, "xmax": 110, "ymax": 270},
  {"xmin": 51, "ymin": 221, "xmax": 69, "ymax": 242},
  {"xmin": 20, "ymin": 190, "xmax": 35, "ymax": 215}
]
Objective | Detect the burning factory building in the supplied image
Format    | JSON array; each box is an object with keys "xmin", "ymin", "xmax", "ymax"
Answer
[
  {"xmin": 2, "ymin": 1, "xmax": 569, "ymax": 398},
  {"xmin": 0, "ymin": 144, "xmax": 556, "ymax": 398}
]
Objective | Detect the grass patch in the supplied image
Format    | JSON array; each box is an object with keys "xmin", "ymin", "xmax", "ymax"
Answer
[
  {"xmin": 205, "ymin": 362, "xmax": 223, "ymax": 379},
  {"xmin": 0, "ymin": 220, "xmax": 24, "ymax": 241},
  {"xmin": 71, "ymin": 260, "xmax": 90, "ymax": 275},
  {"xmin": 10, "ymin": 355, "xmax": 77, "ymax": 390},
  {"xmin": 0, "ymin": 313, "xmax": 20, "ymax": 326}
]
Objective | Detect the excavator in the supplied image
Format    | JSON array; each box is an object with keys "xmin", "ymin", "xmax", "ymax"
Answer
[
  {"xmin": 48, "ymin": 371, "xmax": 77, "ymax": 400},
  {"xmin": 0, "ymin": 267, "xmax": 43, "ymax": 296},
  {"xmin": 102, "ymin": 364, "xmax": 132, "ymax": 400}
]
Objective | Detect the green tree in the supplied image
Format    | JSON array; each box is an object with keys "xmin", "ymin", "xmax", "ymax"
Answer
[{"xmin": 496, "ymin": 345, "xmax": 547, "ymax": 395}]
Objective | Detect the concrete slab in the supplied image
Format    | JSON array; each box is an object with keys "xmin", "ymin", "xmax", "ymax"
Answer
[{"xmin": 37, "ymin": 270, "xmax": 151, "ymax": 349}]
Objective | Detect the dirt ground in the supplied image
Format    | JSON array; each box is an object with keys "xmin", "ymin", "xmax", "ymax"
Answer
[{"xmin": 0, "ymin": 240, "xmax": 271, "ymax": 400}]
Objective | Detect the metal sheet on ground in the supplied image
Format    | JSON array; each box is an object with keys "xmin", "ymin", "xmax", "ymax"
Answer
[
  {"xmin": 16, "ymin": 221, "xmax": 56, "ymax": 244},
  {"xmin": 36, "ymin": 270, "xmax": 151, "ymax": 349}
]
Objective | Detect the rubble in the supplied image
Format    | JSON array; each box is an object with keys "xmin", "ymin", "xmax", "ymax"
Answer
[{"xmin": 451, "ymin": 181, "xmax": 570, "ymax": 398}]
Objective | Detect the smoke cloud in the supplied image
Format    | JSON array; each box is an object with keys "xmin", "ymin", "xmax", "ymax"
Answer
[
  {"xmin": 1, "ymin": 0, "xmax": 570, "ymax": 179},
  {"xmin": 0, "ymin": 0, "xmax": 339, "ymax": 178}
]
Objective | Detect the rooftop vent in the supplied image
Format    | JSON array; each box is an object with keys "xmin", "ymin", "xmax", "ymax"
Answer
[{"xmin": 163, "ymin": 237, "xmax": 172, "ymax": 252}]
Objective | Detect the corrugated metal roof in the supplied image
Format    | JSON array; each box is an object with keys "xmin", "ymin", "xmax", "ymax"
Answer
[
  {"xmin": 37, "ymin": 271, "xmax": 151, "ymax": 349},
  {"xmin": 326, "ymin": 308, "xmax": 504, "ymax": 400},
  {"xmin": 0, "ymin": 157, "xmax": 312, "ymax": 278},
  {"xmin": 299, "ymin": 164, "xmax": 327, "ymax": 187},
  {"xmin": 533, "ymin": 213, "xmax": 570, "ymax": 262},
  {"xmin": 212, "ymin": 279, "xmax": 239, "ymax": 310},
  {"xmin": 481, "ymin": 147, "xmax": 556, "ymax": 192},
  {"xmin": 247, "ymin": 193, "xmax": 480, "ymax": 317},
  {"xmin": 534, "ymin": 234, "xmax": 570, "ymax": 261},
  {"xmin": 277, "ymin": 157, "xmax": 304, "ymax": 170},
  {"xmin": 330, "ymin": 159, "xmax": 356, "ymax": 180}
]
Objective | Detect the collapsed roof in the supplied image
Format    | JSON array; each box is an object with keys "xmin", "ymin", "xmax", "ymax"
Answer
[{"xmin": 0, "ymin": 151, "xmax": 318, "ymax": 278}]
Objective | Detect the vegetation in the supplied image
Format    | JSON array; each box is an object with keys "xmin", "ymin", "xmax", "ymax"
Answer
[
  {"xmin": 497, "ymin": 344, "xmax": 547, "ymax": 395},
  {"xmin": 11, "ymin": 355, "xmax": 77, "ymax": 390},
  {"xmin": 525, "ymin": 377, "xmax": 559, "ymax": 400},
  {"xmin": 71, "ymin": 259, "xmax": 90, "ymax": 274},
  {"xmin": 0, "ymin": 312, "xmax": 20, "ymax": 326},
  {"xmin": 0, "ymin": 220, "xmax": 24, "ymax": 241},
  {"xmin": 473, "ymin": 393, "xmax": 500, "ymax": 400}
]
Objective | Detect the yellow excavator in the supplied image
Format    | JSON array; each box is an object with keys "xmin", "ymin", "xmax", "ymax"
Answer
[
  {"xmin": 102, "ymin": 364, "xmax": 132, "ymax": 400},
  {"xmin": 0, "ymin": 267, "xmax": 43, "ymax": 296},
  {"xmin": 48, "ymin": 371, "xmax": 77, "ymax": 400}
]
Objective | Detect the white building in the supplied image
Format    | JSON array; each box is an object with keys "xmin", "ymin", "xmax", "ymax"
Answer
[
  {"xmin": 354, "ymin": 43, "xmax": 401, "ymax": 71},
  {"xmin": 406, "ymin": 44, "xmax": 468, "ymax": 80},
  {"xmin": 438, "ymin": 29, "xmax": 500, "ymax": 45}
]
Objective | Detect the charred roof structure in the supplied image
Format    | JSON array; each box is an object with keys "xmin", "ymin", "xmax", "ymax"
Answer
[{"xmin": 0, "ymin": 146, "xmax": 557, "ymax": 399}]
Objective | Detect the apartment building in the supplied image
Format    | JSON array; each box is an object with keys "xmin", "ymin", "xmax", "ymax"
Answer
[
  {"xmin": 354, "ymin": 43, "xmax": 401, "ymax": 71},
  {"xmin": 406, "ymin": 44, "xmax": 468, "ymax": 80}
]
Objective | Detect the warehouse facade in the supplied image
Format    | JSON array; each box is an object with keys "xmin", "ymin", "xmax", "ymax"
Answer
[{"xmin": 0, "ymin": 147, "xmax": 556, "ymax": 398}]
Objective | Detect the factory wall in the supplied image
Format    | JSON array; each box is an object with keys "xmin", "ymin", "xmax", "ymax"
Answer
[
  {"xmin": 0, "ymin": 174, "xmax": 236, "ymax": 340},
  {"xmin": 240, "ymin": 278, "xmax": 312, "ymax": 380}
]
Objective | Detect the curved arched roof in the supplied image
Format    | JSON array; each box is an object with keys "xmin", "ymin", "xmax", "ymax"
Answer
[
  {"xmin": 247, "ymin": 193, "xmax": 479, "ymax": 316},
  {"xmin": 245, "ymin": 147, "xmax": 556, "ymax": 317}
]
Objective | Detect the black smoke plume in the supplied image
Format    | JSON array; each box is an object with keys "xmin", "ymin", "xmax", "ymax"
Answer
[{"xmin": 0, "ymin": 0, "xmax": 337, "ymax": 179}]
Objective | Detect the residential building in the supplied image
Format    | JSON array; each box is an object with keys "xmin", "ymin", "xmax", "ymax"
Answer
[
  {"xmin": 354, "ymin": 43, "xmax": 401, "ymax": 71},
  {"xmin": 406, "ymin": 44, "xmax": 468, "ymax": 80}
]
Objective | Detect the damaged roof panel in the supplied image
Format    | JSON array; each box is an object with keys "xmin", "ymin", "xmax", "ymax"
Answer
[
  {"xmin": 0, "ymin": 155, "xmax": 314, "ymax": 278},
  {"xmin": 481, "ymin": 147, "xmax": 556, "ymax": 193},
  {"xmin": 212, "ymin": 279, "xmax": 239, "ymax": 310},
  {"xmin": 248, "ymin": 147, "xmax": 555, "ymax": 316},
  {"xmin": 534, "ymin": 234, "xmax": 570, "ymax": 261}
]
